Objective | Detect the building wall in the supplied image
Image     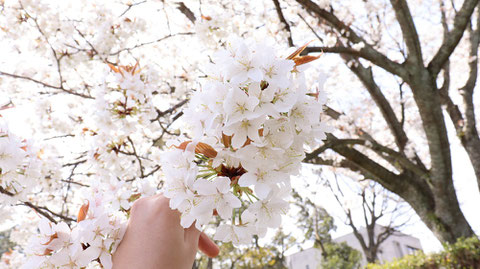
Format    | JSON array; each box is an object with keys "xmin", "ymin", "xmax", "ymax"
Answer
[
  {"xmin": 286, "ymin": 226, "xmax": 423, "ymax": 268},
  {"xmin": 286, "ymin": 247, "xmax": 322, "ymax": 269},
  {"xmin": 333, "ymin": 226, "xmax": 423, "ymax": 266}
]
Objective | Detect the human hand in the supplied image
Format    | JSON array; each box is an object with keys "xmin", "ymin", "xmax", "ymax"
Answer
[{"xmin": 112, "ymin": 194, "xmax": 219, "ymax": 269}]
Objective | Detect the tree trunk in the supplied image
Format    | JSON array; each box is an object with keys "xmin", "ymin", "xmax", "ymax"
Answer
[
  {"xmin": 406, "ymin": 69, "xmax": 474, "ymax": 243},
  {"xmin": 297, "ymin": 0, "xmax": 479, "ymax": 245},
  {"xmin": 401, "ymin": 175, "xmax": 474, "ymax": 243}
]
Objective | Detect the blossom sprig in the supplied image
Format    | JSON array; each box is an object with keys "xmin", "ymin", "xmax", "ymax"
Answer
[
  {"xmin": 0, "ymin": 119, "xmax": 40, "ymax": 204},
  {"xmin": 23, "ymin": 181, "xmax": 137, "ymax": 269},
  {"xmin": 85, "ymin": 62, "xmax": 156, "ymax": 179},
  {"xmin": 160, "ymin": 38, "xmax": 329, "ymax": 244}
]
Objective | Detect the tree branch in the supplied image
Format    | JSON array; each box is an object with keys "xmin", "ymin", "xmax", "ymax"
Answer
[
  {"xmin": 109, "ymin": 32, "xmax": 195, "ymax": 56},
  {"xmin": 428, "ymin": 0, "xmax": 479, "ymax": 76},
  {"xmin": 272, "ymin": 0, "xmax": 294, "ymax": 47},
  {"xmin": 0, "ymin": 70, "xmax": 94, "ymax": 99},
  {"xmin": 349, "ymin": 62, "xmax": 409, "ymax": 151},
  {"xmin": 389, "ymin": 0, "xmax": 423, "ymax": 65},
  {"xmin": 176, "ymin": 2, "xmax": 196, "ymax": 23},
  {"xmin": 294, "ymin": 0, "xmax": 407, "ymax": 78}
]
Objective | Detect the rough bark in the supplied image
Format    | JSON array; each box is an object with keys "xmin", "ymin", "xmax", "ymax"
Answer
[{"xmin": 297, "ymin": 0, "xmax": 478, "ymax": 244}]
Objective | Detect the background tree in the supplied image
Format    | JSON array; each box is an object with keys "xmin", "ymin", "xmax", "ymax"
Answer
[
  {"xmin": 286, "ymin": 0, "xmax": 480, "ymax": 243},
  {"xmin": 195, "ymin": 230, "xmax": 295, "ymax": 269},
  {"xmin": 0, "ymin": 230, "xmax": 14, "ymax": 258},
  {"xmin": 293, "ymin": 190, "xmax": 362, "ymax": 269},
  {"xmin": 326, "ymin": 176, "xmax": 413, "ymax": 263}
]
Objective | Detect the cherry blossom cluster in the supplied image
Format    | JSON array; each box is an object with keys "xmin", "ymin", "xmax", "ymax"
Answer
[
  {"xmin": 16, "ymin": 64, "xmax": 160, "ymax": 269},
  {"xmin": 160, "ymin": 38, "xmax": 329, "ymax": 244},
  {"xmin": 23, "ymin": 181, "xmax": 132, "ymax": 269},
  {"xmin": 0, "ymin": 119, "xmax": 40, "ymax": 205},
  {"xmin": 84, "ymin": 63, "xmax": 156, "ymax": 180}
]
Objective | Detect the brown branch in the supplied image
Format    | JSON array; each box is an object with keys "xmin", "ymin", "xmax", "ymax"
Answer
[
  {"xmin": 0, "ymin": 187, "xmax": 74, "ymax": 224},
  {"xmin": 21, "ymin": 202, "xmax": 58, "ymax": 224},
  {"xmin": 272, "ymin": 0, "xmax": 294, "ymax": 47},
  {"xmin": 428, "ymin": 0, "xmax": 479, "ymax": 76},
  {"xmin": 19, "ymin": 1, "xmax": 64, "ymax": 88},
  {"xmin": 298, "ymin": 13, "xmax": 323, "ymax": 42},
  {"xmin": 35, "ymin": 204, "xmax": 75, "ymax": 222},
  {"xmin": 60, "ymin": 179, "xmax": 90, "ymax": 187},
  {"xmin": 459, "ymin": 4, "xmax": 480, "ymax": 139},
  {"xmin": 305, "ymin": 134, "xmax": 427, "ymax": 178},
  {"xmin": 389, "ymin": 0, "xmax": 423, "ymax": 65},
  {"xmin": 458, "ymin": 4, "xmax": 480, "ymax": 189},
  {"xmin": 127, "ymin": 136, "xmax": 145, "ymax": 178},
  {"xmin": 0, "ymin": 70, "xmax": 94, "ymax": 99},
  {"xmin": 109, "ymin": 32, "xmax": 195, "ymax": 56},
  {"xmin": 176, "ymin": 2, "xmax": 196, "ymax": 23},
  {"xmin": 119, "ymin": 1, "xmax": 147, "ymax": 17},
  {"xmin": 349, "ymin": 63, "xmax": 409, "ymax": 151},
  {"xmin": 294, "ymin": 0, "xmax": 407, "ymax": 78},
  {"xmin": 311, "ymin": 40, "xmax": 409, "ymax": 153},
  {"xmin": 151, "ymin": 99, "xmax": 188, "ymax": 122}
]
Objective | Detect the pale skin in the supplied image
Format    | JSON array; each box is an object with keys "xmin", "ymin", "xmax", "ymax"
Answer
[{"xmin": 112, "ymin": 194, "xmax": 220, "ymax": 269}]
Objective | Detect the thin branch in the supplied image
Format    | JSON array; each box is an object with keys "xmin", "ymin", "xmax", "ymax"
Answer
[
  {"xmin": 459, "ymin": 4, "xmax": 480, "ymax": 138},
  {"xmin": 35, "ymin": 204, "xmax": 75, "ymax": 222},
  {"xmin": 176, "ymin": 2, "xmax": 196, "ymax": 23},
  {"xmin": 389, "ymin": 0, "xmax": 423, "ymax": 65},
  {"xmin": 298, "ymin": 13, "xmax": 323, "ymax": 42},
  {"xmin": 19, "ymin": 1, "xmax": 64, "ymax": 88},
  {"xmin": 272, "ymin": 0, "xmax": 294, "ymax": 47},
  {"xmin": 119, "ymin": 1, "xmax": 147, "ymax": 17},
  {"xmin": 294, "ymin": 0, "xmax": 407, "ymax": 78},
  {"xmin": 151, "ymin": 99, "xmax": 188, "ymax": 122},
  {"xmin": 21, "ymin": 202, "xmax": 58, "ymax": 224},
  {"xmin": 428, "ymin": 0, "xmax": 478, "ymax": 76},
  {"xmin": 0, "ymin": 70, "xmax": 94, "ymax": 99},
  {"xmin": 127, "ymin": 136, "xmax": 145, "ymax": 178},
  {"xmin": 60, "ymin": 179, "xmax": 90, "ymax": 187},
  {"xmin": 348, "ymin": 62, "xmax": 409, "ymax": 151},
  {"xmin": 109, "ymin": 32, "xmax": 194, "ymax": 56}
]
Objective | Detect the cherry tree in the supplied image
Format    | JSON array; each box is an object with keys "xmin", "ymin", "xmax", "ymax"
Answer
[
  {"xmin": 0, "ymin": 0, "xmax": 479, "ymax": 268},
  {"xmin": 289, "ymin": 0, "xmax": 480, "ymax": 243}
]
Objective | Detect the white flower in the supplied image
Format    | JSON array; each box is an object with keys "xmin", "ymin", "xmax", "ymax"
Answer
[
  {"xmin": 160, "ymin": 38, "xmax": 329, "ymax": 245},
  {"xmin": 81, "ymin": 238, "xmax": 114, "ymax": 269},
  {"xmin": 238, "ymin": 160, "xmax": 286, "ymax": 199},
  {"xmin": 223, "ymin": 87, "xmax": 259, "ymax": 125},
  {"xmin": 213, "ymin": 224, "xmax": 253, "ymax": 244},
  {"xmin": 223, "ymin": 117, "xmax": 265, "ymax": 148},
  {"xmin": 193, "ymin": 177, "xmax": 241, "ymax": 219},
  {"xmin": 0, "ymin": 135, "xmax": 25, "ymax": 173},
  {"xmin": 248, "ymin": 193, "xmax": 288, "ymax": 229},
  {"xmin": 224, "ymin": 41, "xmax": 264, "ymax": 84}
]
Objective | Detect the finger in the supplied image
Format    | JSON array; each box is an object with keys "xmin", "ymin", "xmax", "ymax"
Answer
[
  {"xmin": 184, "ymin": 222, "xmax": 202, "ymax": 246},
  {"xmin": 198, "ymin": 232, "xmax": 220, "ymax": 258}
]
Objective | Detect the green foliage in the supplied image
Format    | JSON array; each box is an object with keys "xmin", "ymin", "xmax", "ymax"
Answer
[
  {"xmin": 0, "ymin": 230, "xmax": 14, "ymax": 257},
  {"xmin": 366, "ymin": 237, "xmax": 480, "ymax": 269},
  {"xmin": 293, "ymin": 190, "xmax": 361, "ymax": 269},
  {"xmin": 195, "ymin": 230, "xmax": 294, "ymax": 269},
  {"xmin": 321, "ymin": 242, "xmax": 362, "ymax": 269}
]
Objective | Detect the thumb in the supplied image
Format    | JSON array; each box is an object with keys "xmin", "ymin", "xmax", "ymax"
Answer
[
  {"xmin": 184, "ymin": 223, "xmax": 202, "ymax": 246},
  {"xmin": 198, "ymin": 232, "xmax": 220, "ymax": 258}
]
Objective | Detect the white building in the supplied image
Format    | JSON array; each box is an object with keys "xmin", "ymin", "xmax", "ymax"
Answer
[
  {"xmin": 286, "ymin": 247, "xmax": 323, "ymax": 269},
  {"xmin": 287, "ymin": 226, "xmax": 422, "ymax": 269}
]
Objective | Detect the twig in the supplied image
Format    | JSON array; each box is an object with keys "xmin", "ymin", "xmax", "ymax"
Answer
[
  {"xmin": 109, "ymin": 32, "xmax": 194, "ymax": 56},
  {"xmin": 298, "ymin": 13, "xmax": 323, "ymax": 42},
  {"xmin": 0, "ymin": 70, "xmax": 94, "ymax": 99},
  {"xmin": 119, "ymin": 0, "xmax": 147, "ymax": 17},
  {"xmin": 272, "ymin": 0, "xmax": 294, "ymax": 47}
]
